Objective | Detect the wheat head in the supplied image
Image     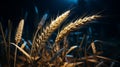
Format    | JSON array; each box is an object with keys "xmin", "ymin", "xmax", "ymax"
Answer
[
  {"xmin": 34, "ymin": 10, "xmax": 70, "ymax": 51},
  {"xmin": 15, "ymin": 19, "xmax": 24, "ymax": 44},
  {"xmin": 55, "ymin": 15, "xmax": 100, "ymax": 44},
  {"xmin": 14, "ymin": 19, "xmax": 24, "ymax": 67}
]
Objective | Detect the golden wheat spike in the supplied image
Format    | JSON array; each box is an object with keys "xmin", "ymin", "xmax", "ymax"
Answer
[
  {"xmin": 55, "ymin": 15, "xmax": 100, "ymax": 44},
  {"xmin": 50, "ymin": 10, "xmax": 70, "ymax": 28},
  {"xmin": 75, "ymin": 15, "xmax": 100, "ymax": 24},
  {"xmin": 15, "ymin": 19, "xmax": 24, "ymax": 44},
  {"xmin": 14, "ymin": 19, "xmax": 24, "ymax": 67},
  {"xmin": 35, "ymin": 10, "xmax": 70, "ymax": 50}
]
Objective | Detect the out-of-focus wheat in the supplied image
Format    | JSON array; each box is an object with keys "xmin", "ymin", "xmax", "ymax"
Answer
[
  {"xmin": 15, "ymin": 19, "xmax": 24, "ymax": 44},
  {"xmin": 91, "ymin": 42, "xmax": 96, "ymax": 54}
]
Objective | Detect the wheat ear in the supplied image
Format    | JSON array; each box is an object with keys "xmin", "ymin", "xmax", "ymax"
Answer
[
  {"xmin": 14, "ymin": 19, "xmax": 24, "ymax": 67},
  {"xmin": 34, "ymin": 10, "xmax": 70, "ymax": 51},
  {"xmin": 30, "ymin": 14, "xmax": 48, "ymax": 56},
  {"xmin": 55, "ymin": 15, "xmax": 100, "ymax": 44},
  {"xmin": 15, "ymin": 19, "xmax": 24, "ymax": 44}
]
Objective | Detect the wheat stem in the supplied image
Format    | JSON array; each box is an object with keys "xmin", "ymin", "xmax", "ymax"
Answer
[
  {"xmin": 0, "ymin": 22, "xmax": 7, "ymax": 56},
  {"xmin": 8, "ymin": 20, "xmax": 12, "ymax": 66},
  {"xmin": 11, "ymin": 43, "xmax": 32, "ymax": 60}
]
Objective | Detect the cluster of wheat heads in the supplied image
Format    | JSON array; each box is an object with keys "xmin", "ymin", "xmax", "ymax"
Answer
[{"xmin": 10, "ymin": 10, "xmax": 119, "ymax": 67}]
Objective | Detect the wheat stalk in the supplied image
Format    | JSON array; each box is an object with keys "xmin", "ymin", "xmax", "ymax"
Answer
[
  {"xmin": 14, "ymin": 19, "xmax": 24, "ymax": 67},
  {"xmin": 66, "ymin": 45, "xmax": 78, "ymax": 55},
  {"xmin": 55, "ymin": 15, "xmax": 100, "ymax": 44},
  {"xmin": 11, "ymin": 43, "xmax": 32, "ymax": 60},
  {"xmin": 0, "ymin": 22, "xmax": 7, "ymax": 56},
  {"xmin": 31, "ymin": 10, "xmax": 70, "ymax": 55},
  {"xmin": 8, "ymin": 20, "xmax": 12, "ymax": 66}
]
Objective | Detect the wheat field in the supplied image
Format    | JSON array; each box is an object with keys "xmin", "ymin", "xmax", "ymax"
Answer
[{"xmin": 0, "ymin": 10, "xmax": 119, "ymax": 67}]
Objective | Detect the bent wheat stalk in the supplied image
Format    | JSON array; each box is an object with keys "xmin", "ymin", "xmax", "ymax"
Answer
[
  {"xmin": 55, "ymin": 15, "xmax": 100, "ymax": 44},
  {"xmin": 11, "ymin": 43, "xmax": 32, "ymax": 60},
  {"xmin": 14, "ymin": 19, "xmax": 24, "ymax": 67},
  {"xmin": 66, "ymin": 45, "xmax": 78, "ymax": 55}
]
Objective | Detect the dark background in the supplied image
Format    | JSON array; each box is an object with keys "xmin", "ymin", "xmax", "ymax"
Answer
[{"xmin": 0, "ymin": 0, "xmax": 119, "ymax": 23}]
